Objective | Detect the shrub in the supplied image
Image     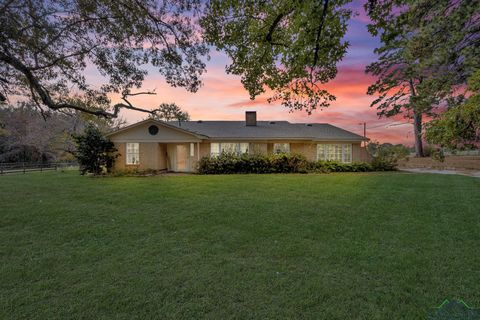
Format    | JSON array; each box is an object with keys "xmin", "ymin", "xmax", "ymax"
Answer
[
  {"xmin": 269, "ymin": 153, "xmax": 309, "ymax": 173},
  {"xmin": 197, "ymin": 152, "xmax": 238, "ymax": 174},
  {"xmin": 368, "ymin": 143, "xmax": 409, "ymax": 171},
  {"xmin": 308, "ymin": 160, "xmax": 373, "ymax": 173},
  {"xmin": 240, "ymin": 153, "xmax": 271, "ymax": 173},
  {"xmin": 371, "ymin": 157, "xmax": 398, "ymax": 171},
  {"xmin": 351, "ymin": 162, "xmax": 373, "ymax": 172},
  {"xmin": 197, "ymin": 153, "xmax": 377, "ymax": 174},
  {"xmin": 73, "ymin": 123, "xmax": 117, "ymax": 175},
  {"xmin": 111, "ymin": 168, "xmax": 164, "ymax": 177}
]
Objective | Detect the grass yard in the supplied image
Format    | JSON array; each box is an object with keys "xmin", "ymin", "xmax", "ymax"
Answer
[{"xmin": 1, "ymin": 171, "xmax": 479, "ymax": 319}]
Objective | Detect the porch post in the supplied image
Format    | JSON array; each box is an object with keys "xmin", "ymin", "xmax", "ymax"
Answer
[{"xmin": 197, "ymin": 142, "xmax": 200, "ymax": 161}]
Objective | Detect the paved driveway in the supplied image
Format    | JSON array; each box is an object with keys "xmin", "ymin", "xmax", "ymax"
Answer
[{"xmin": 400, "ymin": 168, "xmax": 480, "ymax": 178}]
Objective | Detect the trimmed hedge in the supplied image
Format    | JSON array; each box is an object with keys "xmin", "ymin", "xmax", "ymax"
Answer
[
  {"xmin": 197, "ymin": 153, "xmax": 393, "ymax": 174},
  {"xmin": 197, "ymin": 153, "xmax": 308, "ymax": 174}
]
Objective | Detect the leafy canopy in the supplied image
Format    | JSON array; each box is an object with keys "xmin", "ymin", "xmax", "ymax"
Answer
[
  {"xmin": 365, "ymin": 0, "xmax": 479, "ymax": 155},
  {"xmin": 426, "ymin": 70, "xmax": 480, "ymax": 150},
  {"xmin": 0, "ymin": 0, "xmax": 207, "ymax": 117},
  {"xmin": 202, "ymin": 0, "xmax": 352, "ymax": 114},
  {"xmin": 366, "ymin": 0, "xmax": 479, "ymax": 117},
  {"xmin": 1, "ymin": 0, "xmax": 356, "ymax": 117}
]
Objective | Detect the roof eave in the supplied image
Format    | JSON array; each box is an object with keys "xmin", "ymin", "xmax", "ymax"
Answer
[
  {"xmin": 203, "ymin": 137, "xmax": 369, "ymax": 142},
  {"xmin": 105, "ymin": 119, "xmax": 209, "ymax": 139}
]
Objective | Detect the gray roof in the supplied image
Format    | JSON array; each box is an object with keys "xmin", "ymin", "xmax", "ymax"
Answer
[{"xmin": 169, "ymin": 121, "xmax": 367, "ymax": 141}]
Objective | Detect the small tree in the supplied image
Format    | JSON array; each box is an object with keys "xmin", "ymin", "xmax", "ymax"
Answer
[
  {"xmin": 73, "ymin": 124, "xmax": 117, "ymax": 175},
  {"xmin": 148, "ymin": 103, "xmax": 190, "ymax": 122}
]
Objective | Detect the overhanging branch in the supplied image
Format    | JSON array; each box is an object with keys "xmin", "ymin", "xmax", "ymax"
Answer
[
  {"xmin": 0, "ymin": 50, "xmax": 157, "ymax": 118},
  {"xmin": 313, "ymin": 0, "xmax": 329, "ymax": 66}
]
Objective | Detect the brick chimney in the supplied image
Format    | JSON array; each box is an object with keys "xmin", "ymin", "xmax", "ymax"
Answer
[{"xmin": 245, "ymin": 111, "xmax": 257, "ymax": 126}]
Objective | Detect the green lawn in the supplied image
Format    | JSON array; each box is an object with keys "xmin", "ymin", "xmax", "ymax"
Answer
[{"xmin": 1, "ymin": 171, "xmax": 479, "ymax": 319}]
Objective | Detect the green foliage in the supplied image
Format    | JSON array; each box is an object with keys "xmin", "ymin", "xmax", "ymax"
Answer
[
  {"xmin": 0, "ymin": 0, "xmax": 207, "ymax": 117},
  {"xmin": 72, "ymin": 124, "xmax": 117, "ymax": 175},
  {"xmin": 198, "ymin": 152, "xmax": 273, "ymax": 174},
  {"xmin": 425, "ymin": 70, "xmax": 480, "ymax": 150},
  {"xmin": 367, "ymin": 142, "xmax": 409, "ymax": 171},
  {"xmin": 0, "ymin": 102, "xmax": 124, "ymax": 163},
  {"xmin": 308, "ymin": 160, "xmax": 373, "ymax": 173},
  {"xmin": 201, "ymin": 0, "xmax": 352, "ymax": 113},
  {"xmin": 269, "ymin": 153, "xmax": 309, "ymax": 173},
  {"xmin": 111, "ymin": 168, "xmax": 164, "ymax": 177},
  {"xmin": 197, "ymin": 153, "xmax": 380, "ymax": 174},
  {"xmin": 0, "ymin": 144, "xmax": 53, "ymax": 163},
  {"xmin": 367, "ymin": 142, "xmax": 410, "ymax": 159},
  {"xmin": 366, "ymin": 0, "xmax": 479, "ymax": 112},
  {"xmin": 365, "ymin": 0, "xmax": 480, "ymax": 156},
  {"xmin": 1, "ymin": 0, "xmax": 355, "ymax": 117}
]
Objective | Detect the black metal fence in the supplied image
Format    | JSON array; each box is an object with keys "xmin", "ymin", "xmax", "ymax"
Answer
[{"xmin": 0, "ymin": 161, "xmax": 78, "ymax": 174}]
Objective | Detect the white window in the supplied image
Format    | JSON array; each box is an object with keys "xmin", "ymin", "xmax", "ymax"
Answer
[
  {"xmin": 343, "ymin": 144, "xmax": 352, "ymax": 163},
  {"xmin": 239, "ymin": 143, "xmax": 249, "ymax": 154},
  {"xmin": 190, "ymin": 143, "xmax": 195, "ymax": 157},
  {"xmin": 126, "ymin": 143, "xmax": 139, "ymax": 164},
  {"xmin": 273, "ymin": 143, "xmax": 290, "ymax": 154},
  {"xmin": 210, "ymin": 143, "xmax": 220, "ymax": 156},
  {"xmin": 210, "ymin": 142, "xmax": 249, "ymax": 156},
  {"xmin": 317, "ymin": 144, "xmax": 352, "ymax": 163},
  {"xmin": 221, "ymin": 143, "xmax": 237, "ymax": 154}
]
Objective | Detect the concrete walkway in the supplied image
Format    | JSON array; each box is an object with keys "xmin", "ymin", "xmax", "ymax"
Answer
[{"xmin": 400, "ymin": 168, "xmax": 480, "ymax": 178}]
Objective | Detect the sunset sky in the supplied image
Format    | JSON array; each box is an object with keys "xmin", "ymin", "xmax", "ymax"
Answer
[{"xmin": 117, "ymin": 1, "xmax": 413, "ymax": 145}]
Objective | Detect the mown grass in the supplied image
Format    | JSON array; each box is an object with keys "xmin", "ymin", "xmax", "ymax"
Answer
[{"xmin": 0, "ymin": 171, "xmax": 479, "ymax": 319}]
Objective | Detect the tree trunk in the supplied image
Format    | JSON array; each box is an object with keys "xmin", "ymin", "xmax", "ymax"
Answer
[
  {"xmin": 413, "ymin": 111, "xmax": 424, "ymax": 157},
  {"xmin": 409, "ymin": 79, "xmax": 424, "ymax": 157}
]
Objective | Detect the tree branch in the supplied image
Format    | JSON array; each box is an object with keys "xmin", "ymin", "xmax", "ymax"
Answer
[
  {"xmin": 313, "ymin": 0, "xmax": 329, "ymax": 66},
  {"xmin": 265, "ymin": 13, "xmax": 285, "ymax": 43},
  {"xmin": 0, "ymin": 50, "xmax": 156, "ymax": 118},
  {"xmin": 30, "ymin": 46, "xmax": 98, "ymax": 70}
]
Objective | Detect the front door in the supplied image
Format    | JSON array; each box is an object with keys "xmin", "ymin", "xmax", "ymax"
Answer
[{"xmin": 176, "ymin": 144, "xmax": 188, "ymax": 172}]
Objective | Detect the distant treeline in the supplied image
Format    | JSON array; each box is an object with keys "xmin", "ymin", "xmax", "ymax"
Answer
[{"xmin": 0, "ymin": 102, "xmax": 124, "ymax": 163}]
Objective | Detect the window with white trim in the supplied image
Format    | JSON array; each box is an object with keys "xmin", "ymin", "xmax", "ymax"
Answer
[
  {"xmin": 343, "ymin": 144, "xmax": 352, "ymax": 162},
  {"xmin": 190, "ymin": 143, "xmax": 195, "ymax": 157},
  {"xmin": 239, "ymin": 143, "xmax": 249, "ymax": 154},
  {"xmin": 210, "ymin": 143, "xmax": 220, "ymax": 156},
  {"xmin": 210, "ymin": 142, "xmax": 249, "ymax": 156},
  {"xmin": 273, "ymin": 143, "xmax": 290, "ymax": 154},
  {"xmin": 317, "ymin": 144, "xmax": 352, "ymax": 163},
  {"xmin": 126, "ymin": 143, "xmax": 140, "ymax": 164}
]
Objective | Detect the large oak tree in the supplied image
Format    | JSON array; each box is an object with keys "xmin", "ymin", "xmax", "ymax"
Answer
[
  {"xmin": 1, "ymin": 0, "xmax": 353, "ymax": 119},
  {"xmin": 0, "ymin": 0, "xmax": 208, "ymax": 117}
]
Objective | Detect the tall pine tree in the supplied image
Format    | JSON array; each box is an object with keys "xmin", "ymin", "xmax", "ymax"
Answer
[{"xmin": 365, "ymin": 0, "xmax": 479, "ymax": 156}]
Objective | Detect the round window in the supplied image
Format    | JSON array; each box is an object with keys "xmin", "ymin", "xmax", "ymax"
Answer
[{"xmin": 148, "ymin": 125, "xmax": 159, "ymax": 135}]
